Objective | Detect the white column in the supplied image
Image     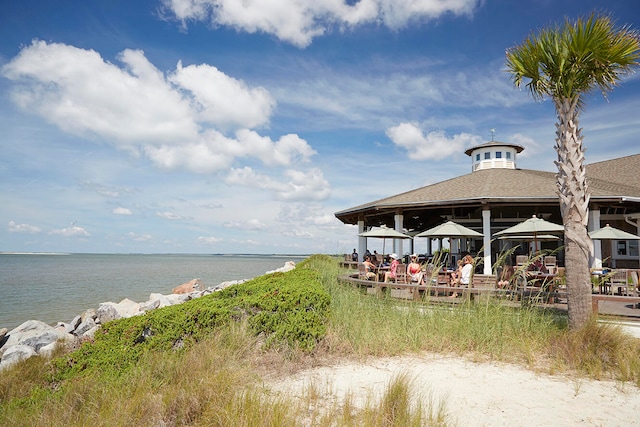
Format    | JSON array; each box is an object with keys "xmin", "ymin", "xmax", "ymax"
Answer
[
  {"xmin": 357, "ymin": 219, "xmax": 366, "ymax": 263},
  {"xmin": 588, "ymin": 209, "xmax": 602, "ymax": 269},
  {"xmin": 482, "ymin": 208, "xmax": 492, "ymax": 274},
  {"xmin": 394, "ymin": 212, "xmax": 404, "ymax": 256},
  {"xmin": 636, "ymin": 220, "xmax": 640, "ymax": 268}
]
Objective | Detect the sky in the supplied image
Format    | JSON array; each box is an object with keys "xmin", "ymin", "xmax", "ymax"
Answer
[{"xmin": 1, "ymin": 0, "xmax": 639, "ymax": 255}]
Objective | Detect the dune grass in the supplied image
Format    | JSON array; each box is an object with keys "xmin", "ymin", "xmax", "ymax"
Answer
[{"xmin": 1, "ymin": 254, "xmax": 639, "ymax": 426}]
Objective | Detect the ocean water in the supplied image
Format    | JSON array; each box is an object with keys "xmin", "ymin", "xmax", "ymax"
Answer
[{"xmin": 0, "ymin": 253, "xmax": 307, "ymax": 331}]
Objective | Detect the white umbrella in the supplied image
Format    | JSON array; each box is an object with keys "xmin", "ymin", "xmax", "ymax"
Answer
[
  {"xmin": 414, "ymin": 220, "xmax": 483, "ymax": 239},
  {"xmin": 588, "ymin": 224, "xmax": 640, "ymax": 240},
  {"xmin": 358, "ymin": 226, "xmax": 412, "ymax": 255},
  {"xmin": 494, "ymin": 215, "xmax": 563, "ymax": 252},
  {"xmin": 498, "ymin": 234, "xmax": 561, "ymax": 241},
  {"xmin": 414, "ymin": 221, "xmax": 483, "ymax": 266}
]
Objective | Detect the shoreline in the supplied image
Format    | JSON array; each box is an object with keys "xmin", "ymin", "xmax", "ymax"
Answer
[
  {"xmin": 1, "ymin": 260, "xmax": 298, "ymax": 370},
  {"xmin": 0, "ymin": 254, "xmax": 307, "ymax": 330}
]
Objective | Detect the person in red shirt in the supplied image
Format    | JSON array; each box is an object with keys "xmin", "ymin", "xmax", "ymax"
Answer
[{"xmin": 384, "ymin": 253, "xmax": 400, "ymax": 283}]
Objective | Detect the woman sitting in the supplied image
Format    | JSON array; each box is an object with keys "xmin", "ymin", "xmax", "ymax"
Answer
[
  {"xmin": 449, "ymin": 259, "xmax": 464, "ymax": 286},
  {"xmin": 407, "ymin": 254, "xmax": 424, "ymax": 285},
  {"xmin": 362, "ymin": 255, "xmax": 378, "ymax": 280},
  {"xmin": 450, "ymin": 255, "xmax": 474, "ymax": 298},
  {"xmin": 497, "ymin": 263, "xmax": 514, "ymax": 289},
  {"xmin": 384, "ymin": 253, "xmax": 400, "ymax": 283}
]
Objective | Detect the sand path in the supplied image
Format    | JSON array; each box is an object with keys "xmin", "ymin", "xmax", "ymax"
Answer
[{"xmin": 269, "ymin": 353, "xmax": 640, "ymax": 426}]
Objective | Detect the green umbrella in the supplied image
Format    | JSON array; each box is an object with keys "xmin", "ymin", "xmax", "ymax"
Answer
[
  {"xmin": 414, "ymin": 220, "xmax": 483, "ymax": 239},
  {"xmin": 494, "ymin": 215, "xmax": 563, "ymax": 253},
  {"xmin": 414, "ymin": 221, "xmax": 483, "ymax": 266},
  {"xmin": 588, "ymin": 224, "xmax": 640, "ymax": 240},
  {"xmin": 358, "ymin": 226, "xmax": 412, "ymax": 255}
]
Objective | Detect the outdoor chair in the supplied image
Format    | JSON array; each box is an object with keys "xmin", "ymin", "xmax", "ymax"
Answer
[
  {"xmin": 394, "ymin": 264, "xmax": 408, "ymax": 284},
  {"xmin": 516, "ymin": 255, "xmax": 527, "ymax": 267},
  {"xmin": 630, "ymin": 270, "xmax": 639, "ymax": 296},
  {"xmin": 544, "ymin": 256, "xmax": 557, "ymax": 274},
  {"xmin": 358, "ymin": 263, "xmax": 369, "ymax": 280},
  {"xmin": 609, "ymin": 269, "xmax": 629, "ymax": 296}
]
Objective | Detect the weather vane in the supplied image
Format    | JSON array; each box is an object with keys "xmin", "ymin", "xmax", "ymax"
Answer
[{"xmin": 489, "ymin": 128, "xmax": 496, "ymax": 142}]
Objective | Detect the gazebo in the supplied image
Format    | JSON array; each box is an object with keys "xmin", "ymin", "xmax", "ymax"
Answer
[{"xmin": 335, "ymin": 141, "xmax": 640, "ymax": 273}]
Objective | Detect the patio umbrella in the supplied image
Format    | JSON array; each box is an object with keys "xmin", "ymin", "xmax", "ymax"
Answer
[
  {"xmin": 414, "ymin": 221, "xmax": 483, "ymax": 266},
  {"xmin": 498, "ymin": 234, "xmax": 561, "ymax": 241},
  {"xmin": 358, "ymin": 226, "xmax": 412, "ymax": 256},
  {"xmin": 588, "ymin": 224, "xmax": 640, "ymax": 240},
  {"xmin": 494, "ymin": 215, "xmax": 563, "ymax": 252}
]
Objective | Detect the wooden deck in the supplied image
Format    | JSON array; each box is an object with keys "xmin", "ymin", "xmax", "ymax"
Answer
[{"xmin": 338, "ymin": 273, "xmax": 640, "ymax": 316}]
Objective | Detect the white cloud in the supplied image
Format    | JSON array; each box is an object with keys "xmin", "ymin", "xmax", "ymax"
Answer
[
  {"xmin": 386, "ymin": 122, "xmax": 481, "ymax": 160},
  {"xmin": 225, "ymin": 167, "xmax": 330, "ymax": 201},
  {"xmin": 170, "ymin": 61, "xmax": 275, "ymax": 129},
  {"xmin": 162, "ymin": 0, "xmax": 479, "ymax": 47},
  {"xmin": 2, "ymin": 40, "xmax": 317, "ymax": 175},
  {"xmin": 281, "ymin": 228, "xmax": 314, "ymax": 239},
  {"xmin": 113, "ymin": 207, "xmax": 133, "ymax": 215},
  {"xmin": 236, "ymin": 130, "xmax": 317, "ymax": 166},
  {"xmin": 2, "ymin": 42, "xmax": 197, "ymax": 147},
  {"xmin": 128, "ymin": 232, "xmax": 153, "ymax": 242},
  {"xmin": 81, "ymin": 181, "xmax": 134, "ymax": 198},
  {"xmin": 49, "ymin": 226, "xmax": 90, "ymax": 237},
  {"xmin": 270, "ymin": 61, "xmax": 524, "ymax": 133},
  {"xmin": 156, "ymin": 211, "xmax": 187, "ymax": 220},
  {"xmin": 198, "ymin": 236, "xmax": 223, "ymax": 244},
  {"xmin": 8, "ymin": 221, "xmax": 41, "ymax": 233},
  {"xmin": 223, "ymin": 219, "xmax": 267, "ymax": 231},
  {"xmin": 508, "ymin": 133, "xmax": 542, "ymax": 160}
]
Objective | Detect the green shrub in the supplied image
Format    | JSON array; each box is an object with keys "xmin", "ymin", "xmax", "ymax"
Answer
[{"xmin": 52, "ymin": 264, "xmax": 329, "ymax": 381}]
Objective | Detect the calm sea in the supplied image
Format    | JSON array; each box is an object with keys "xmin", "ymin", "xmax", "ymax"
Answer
[{"xmin": 0, "ymin": 253, "xmax": 308, "ymax": 331}]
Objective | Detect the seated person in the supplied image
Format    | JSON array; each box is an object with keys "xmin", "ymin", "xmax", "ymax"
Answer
[
  {"xmin": 351, "ymin": 249, "xmax": 358, "ymax": 262},
  {"xmin": 449, "ymin": 259, "xmax": 464, "ymax": 286},
  {"xmin": 450, "ymin": 255, "xmax": 474, "ymax": 298},
  {"xmin": 460, "ymin": 255, "xmax": 474, "ymax": 286},
  {"xmin": 362, "ymin": 256, "xmax": 377, "ymax": 280},
  {"xmin": 384, "ymin": 253, "xmax": 400, "ymax": 283},
  {"xmin": 407, "ymin": 254, "xmax": 424, "ymax": 284},
  {"xmin": 497, "ymin": 263, "xmax": 514, "ymax": 289}
]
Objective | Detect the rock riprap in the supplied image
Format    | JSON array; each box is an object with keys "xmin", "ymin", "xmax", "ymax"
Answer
[{"xmin": 0, "ymin": 261, "xmax": 296, "ymax": 371}]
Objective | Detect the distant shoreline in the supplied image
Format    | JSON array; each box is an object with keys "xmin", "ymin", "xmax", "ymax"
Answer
[
  {"xmin": 0, "ymin": 252, "xmax": 311, "ymax": 257},
  {"xmin": 0, "ymin": 252, "xmax": 70, "ymax": 255}
]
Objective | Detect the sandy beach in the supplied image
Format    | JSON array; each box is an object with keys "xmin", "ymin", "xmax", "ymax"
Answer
[{"xmin": 269, "ymin": 352, "xmax": 640, "ymax": 426}]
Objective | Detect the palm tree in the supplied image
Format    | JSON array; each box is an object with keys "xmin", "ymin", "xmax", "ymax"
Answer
[{"xmin": 505, "ymin": 13, "xmax": 640, "ymax": 329}]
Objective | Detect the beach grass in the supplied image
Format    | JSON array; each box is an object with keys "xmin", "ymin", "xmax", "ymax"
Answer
[{"xmin": 1, "ymin": 254, "xmax": 639, "ymax": 426}]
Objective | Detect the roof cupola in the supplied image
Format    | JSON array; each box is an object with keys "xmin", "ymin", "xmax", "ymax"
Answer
[{"xmin": 464, "ymin": 137, "xmax": 524, "ymax": 172}]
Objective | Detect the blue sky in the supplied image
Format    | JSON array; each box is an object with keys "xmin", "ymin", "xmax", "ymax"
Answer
[{"xmin": 1, "ymin": 0, "xmax": 639, "ymax": 255}]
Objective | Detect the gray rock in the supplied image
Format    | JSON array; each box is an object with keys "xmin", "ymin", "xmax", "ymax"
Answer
[
  {"xmin": 139, "ymin": 298, "xmax": 160, "ymax": 312},
  {"xmin": 80, "ymin": 325, "xmax": 100, "ymax": 340},
  {"xmin": 147, "ymin": 293, "xmax": 188, "ymax": 308},
  {"xmin": 96, "ymin": 303, "xmax": 121, "ymax": 324},
  {"xmin": 113, "ymin": 298, "xmax": 141, "ymax": 318},
  {"xmin": 39, "ymin": 341, "xmax": 60, "ymax": 358},
  {"xmin": 81, "ymin": 308, "xmax": 97, "ymax": 323},
  {"xmin": 75, "ymin": 317, "xmax": 97, "ymax": 336},
  {"xmin": 0, "ymin": 344, "xmax": 37, "ymax": 370},
  {"xmin": 68, "ymin": 315, "xmax": 82, "ymax": 331},
  {"xmin": 2, "ymin": 320, "xmax": 69, "ymax": 354}
]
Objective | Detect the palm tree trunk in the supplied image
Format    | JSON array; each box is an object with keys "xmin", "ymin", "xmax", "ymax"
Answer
[{"xmin": 554, "ymin": 97, "xmax": 594, "ymax": 329}]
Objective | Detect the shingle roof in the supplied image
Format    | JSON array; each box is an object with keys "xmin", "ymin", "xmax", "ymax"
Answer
[{"xmin": 336, "ymin": 154, "xmax": 640, "ymax": 217}]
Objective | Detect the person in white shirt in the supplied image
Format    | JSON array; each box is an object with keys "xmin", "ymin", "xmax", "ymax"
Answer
[{"xmin": 450, "ymin": 254, "xmax": 474, "ymax": 298}]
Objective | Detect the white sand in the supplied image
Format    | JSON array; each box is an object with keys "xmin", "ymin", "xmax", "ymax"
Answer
[{"xmin": 268, "ymin": 353, "xmax": 640, "ymax": 426}]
